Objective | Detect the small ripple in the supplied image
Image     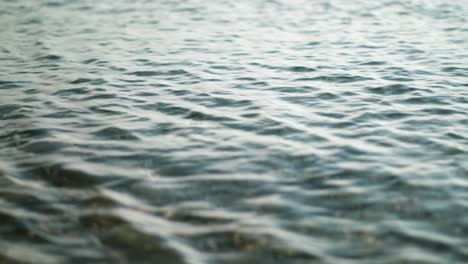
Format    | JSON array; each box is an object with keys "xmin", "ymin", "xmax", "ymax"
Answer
[
  {"xmin": 35, "ymin": 54, "xmax": 63, "ymax": 61},
  {"xmin": 282, "ymin": 66, "xmax": 317, "ymax": 73},
  {"xmin": 382, "ymin": 76, "xmax": 414, "ymax": 82},
  {"xmin": 422, "ymin": 107, "xmax": 463, "ymax": 116},
  {"xmin": 268, "ymin": 86, "xmax": 318, "ymax": 94},
  {"xmin": 28, "ymin": 164, "xmax": 102, "ymax": 189},
  {"xmin": 94, "ymin": 127, "xmax": 140, "ymax": 141},
  {"xmin": 19, "ymin": 141, "xmax": 67, "ymax": 154},
  {"xmin": 82, "ymin": 93, "xmax": 117, "ymax": 101},
  {"xmin": 365, "ymin": 84, "xmax": 417, "ymax": 95},
  {"xmin": 359, "ymin": 61, "xmax": 387, "ymax": 66},
  {"xmin": 69, "ymin": 78, "xmax": 106, "ymax": 85},
  {"xmin": 295, "ymin": 74, "xmax": 372, "ymax": 83},
  {"xmin": 53, "ymin": 87, "xmax": 90, "ymax": 96},
  {"xmin": 0, "ymin": 104, "xmax": 23, "ymax": 118},
  {"xmin": 0, "ymin": 81, "xmax": 27, "ymax": 90},
  {"xmin": 397, "ymin": 96, "xmax": 451, "ymax": 105},
  {"xmin": 441, "ymin": 67, "xmax": 468, "ymax": 77},
  {"xmin": 129, "ymin": 69, "xmax": 191, "ymax": 77}
]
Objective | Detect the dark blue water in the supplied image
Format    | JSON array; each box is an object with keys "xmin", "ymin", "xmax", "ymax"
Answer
[{"xmin": 1, "ymin": 0, "xmax": 467, "ymax": 263}]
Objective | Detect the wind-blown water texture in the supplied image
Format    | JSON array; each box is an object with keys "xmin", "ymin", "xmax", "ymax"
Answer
[{"xmin": 1, "ymin": 0, "xmax": 468, "ymax": 263}]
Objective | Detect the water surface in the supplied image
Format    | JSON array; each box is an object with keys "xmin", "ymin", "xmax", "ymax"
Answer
[{"xmin": 1, "ymin": 0, "xmax": 468, "ymax": 263}]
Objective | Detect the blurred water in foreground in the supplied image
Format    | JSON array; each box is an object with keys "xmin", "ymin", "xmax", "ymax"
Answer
[{"xmin": 0, "ymin": 0, "xmax": 467, "ymax": 263}]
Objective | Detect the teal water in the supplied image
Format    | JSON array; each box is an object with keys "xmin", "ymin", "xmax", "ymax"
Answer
[{"xmin": 1, "ymin": 0, "xmax": 467, "ymax": 263}]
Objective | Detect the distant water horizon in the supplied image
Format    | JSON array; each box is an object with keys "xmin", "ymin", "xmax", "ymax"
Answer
[{"xmin": 1, "ymin": 0, "xmax": 467, "ymax": 263}]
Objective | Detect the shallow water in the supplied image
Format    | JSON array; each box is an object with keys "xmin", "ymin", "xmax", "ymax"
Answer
[{"xmin": 1, "ymin": 0, "xmax": 468, "ymax": 263}]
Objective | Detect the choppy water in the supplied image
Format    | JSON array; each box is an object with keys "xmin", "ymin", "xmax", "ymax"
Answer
[{"xmin": 1, "ymin": 0, "xmax": 468, "ymax": 263}]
